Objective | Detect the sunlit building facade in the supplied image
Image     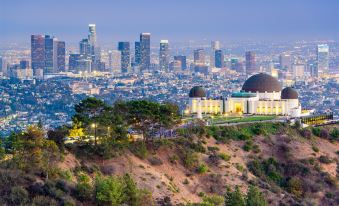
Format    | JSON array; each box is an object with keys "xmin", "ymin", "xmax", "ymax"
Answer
[{"xmin": 186, "ymin": 73, "xmax": 302, "ymax": 118}]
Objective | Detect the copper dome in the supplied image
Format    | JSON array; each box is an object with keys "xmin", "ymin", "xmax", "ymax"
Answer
[
  {"xmin": 281, "ymin": 87, "xmax": 298, "ymax": 99},
  {"xmin": 189, "ymin": 86, "xmax": 206, "ymax": 98},
  {"xmin": 242, "ymin": 73, "xmax": 282, "ymax": 93}
]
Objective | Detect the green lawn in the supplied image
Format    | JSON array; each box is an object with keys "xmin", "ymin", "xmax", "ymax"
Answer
[{"xmin": 212, "ymin": 115, "xmax": 276, "ymax": 124}]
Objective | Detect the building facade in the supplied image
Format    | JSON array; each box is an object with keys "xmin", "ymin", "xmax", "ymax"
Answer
[
  {"xmin": 159, "ymin": 40, "xmax": 169, "ymax": 71},
  {"xmin": 140, "ymin": 33, "xmax": 151, "ymax": 72},
  {"xmin": 118, "ymin": 42, "xmax": 130, "ymax": 73},
  {"xmin": 186, "ymin": 73, "xmax": 302, "ymax": 118}
]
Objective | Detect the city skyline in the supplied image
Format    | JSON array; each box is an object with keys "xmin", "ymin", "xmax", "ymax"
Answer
[{"xmin": 1, "ymin": 0, "xmax": 339, "ymax": 44}]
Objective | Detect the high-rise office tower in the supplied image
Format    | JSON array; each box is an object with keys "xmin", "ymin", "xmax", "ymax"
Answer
[
  {"xmin": 159, "ymin": 40, "xmax": 169, "ymax": 71},
  {"xmin": 215, "ymin": 49, "xmax": 224, "ymax": 68},
  {"xmin": 44, "ymin": 35, "xmax": 56, "ymax": 74},
  {"xmin": 88, "ymin": 24, "xmax": 97, "ymax": 49},
  {"xmin": 317, "ymin": 44, "xmax": 329, "ymax": 77},
  {"xmin": 69, "ymin": 54, "xmax": 81, "ymax": 71},
  {"xmin": 210, "ymin": 41, "xmax": 220, "ymax": 67},
  {"xmin": 174, "ymin": 55, "xmax": 187, "ymax": 70},
  {"xmin": 134, "ymin": 41, "xmax": 141, "ymax": 66},
  {"xmin": 279, "ymin": 54, "xmax": 292, "ymax": 72},
  {"xmin": 108, "ymin": 50, "xmax": 121, "ymax": 74},
  {"xmin": 140, "ymin": 33, "xmax": 151, "ymax": 71},
  {"xmin": 56, "ymin": 41, "xmax": 65, "ymax": 72},
  {"xmin": 80, "ymin": 39, "xmax": 91, "ymax": 56},
  {"xmin": 245, "ymin": 51, "xmax": 257, "ymax": 75},
  {"xmin": 194, "ymin": 49, "xmax": 205, "ymax": 65},
  {"xmin": 31, "ymin": 35, "xmax": 45, "ymax": 76},
  {"xmin": 118, "ymin": 42, "xmax": 130, "ymax": 73}
]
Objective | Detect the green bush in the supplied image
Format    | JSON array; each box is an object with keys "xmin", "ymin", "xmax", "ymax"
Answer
[
  {"xmin": 246, "ymin": 185, "xmax": 267, "ymax": 206},
  {"xmin": 312, "ymin": 127, "xmax": 321, "ymax": 137},
  {"xmin": 129, "ymin": 141, "xmax": 149, "ymax": 159},
  {"xmin": 197, "ymin": 164, "xmax": 209, "ymax": 174},
  {"xmin": 225, "ymin": 186, "xmax": 245, "ymax": 206},
  {"xmin": 181, "ymin": 149, "xmax": 199, "ymax": 169},
  {"xmin": 218, "ymin": 153, "xmax": 231, "ymax": 161},
  {"xmin": 95, "ymin": 175, "xmax": 126, "ymax": 205},
  {"xmin": 286, "ymin": 177, "xmax": 303, "ymax": 198},
  {"xmin": 75, "ymin": 173, "xmax": 93, "ymax": 201},
  {"xmin": 243, "ymin": 140, "xmax": 253, "ymax": 152},
  {"xmin": 201, "ymin": 194, "xmax": 224, "ymax": 206}
]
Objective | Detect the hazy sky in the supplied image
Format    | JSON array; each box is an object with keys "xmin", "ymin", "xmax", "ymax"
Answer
[{"xmin": 1, "ymin": 0, "xmax": 339, "ymax": 44}]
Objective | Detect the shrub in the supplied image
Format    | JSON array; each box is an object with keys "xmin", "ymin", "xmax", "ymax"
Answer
[
  {"xmin": 246, "ymin": 185, "xmax": 267, "ymax": 206},
  {"xmin": 183, "ymin": 179, "xmax": 189, "ymax": 185},
  {"xmin": 319, "ymin": 155, "xmax": 333, "ymax": 164},
  {"xmin": 168, "ymin": 154, "xmax": 179, "ymax": 164},
  {"xmin": 95, "ymin": 175, "xmax": 125, "ymax": 205},
  {"xmin": 148, "ymin": 156, "xmax": 163, "ymax": 166},
  {"xmin": 9, "ymin": 186, "xmax": 29, "ymax": 205},
  {"xmin": 312, "ymin": 127, "xmax": 321, "ymax": 137},
  {"xmin": 252, "ymin": 144, "xmax": 261, "ymax": 153},
  {"xmin": 182, "ymin": 149, "xmax": 199, "ymax": 169},
  {"xmin": 31, "ymin": 196, "xmax": 58, "ymax": 206},
  {"xmin": 243, "ymin": 140, "xmax": 253, "ymax": 152},
  {"xmin": 330, "ymin": 128, "xmax": 338, "ymax": 140},
  {"xmin": 286, "ymin": 177, "xmax": 303, "ymax": 198},
  {"xmin": 197, "ymin": 164, "xmax": 209, "ymax": 174},
  {"xmin": 312, "ymin": 146, "xmax": 319, "ymax": 153},
  {"xmin": 300, "ymin": 129, "xmax": 312, "ymax": 138},
  {"xmin": 202, "ymin": 194, "xmax": 225, "ymax": 206},
  {"xmin": 225, "ymin": 186, "xmax": 245, "ymax": 206},
  {"xmin": 207, "ymin": 146, "xmax": 220, "ymax": 152},
  {"xmin": 75, "ymin": 173, "xmax": 93, "ymax": 201},
  {"xmin": 62, "ymin": 196, "xmax": 76, "ymax": 206},
  {"xmin": 129, "ymin": 142, "xmax": 148, "ymax": 159},
  {"xmin": 218, "ymin": 153, "xmax": 231, "ymax": 161},
  {"xmin": 319, "ymin": 129, "xmax": 329, "ymax": 139}
]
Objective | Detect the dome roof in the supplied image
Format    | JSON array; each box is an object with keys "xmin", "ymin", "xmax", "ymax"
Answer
[
  {"xmin": 281, "ymin": 87, "xmax": 298, "ymax": 99},
  {"xmin": 242, "ymin": 73, "xmax": 282, "ymax": 93},
  {"xmin": 189, "ymin": 86, "xmax": 206, "ymax": 98}
]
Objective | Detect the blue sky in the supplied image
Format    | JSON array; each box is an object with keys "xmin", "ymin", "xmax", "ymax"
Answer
[{"xmin": 1, "ymin": 0, "xmax": 338, "ymax": 43}]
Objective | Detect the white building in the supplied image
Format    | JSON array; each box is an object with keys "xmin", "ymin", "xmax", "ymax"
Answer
[{"xmin": 187, "ymin": 73, "xmax": 302, "ymax": 118}]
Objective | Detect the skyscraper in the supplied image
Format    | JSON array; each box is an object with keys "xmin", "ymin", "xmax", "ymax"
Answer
[
  {"xmin": 317, "ymin": 44, "xmax": 329, "ymax": 77},
  {"xmin": 56, "ymin": 41, "xmax": 66, "ymax": 72},
  {"xmin": 88, "ymin": 24, "xmax": 97, "ymax": 50},
  {"xmin": 134, "ymin": 41, "xmax": 141, "ymax": 66},
  {"xmin": 194, "ymin": 49, "xmax": 205, "ymax": 65},
  {"xmin": 69, "ymin": 54, "xmax": 81, "ymax": 71},
  {"xmin": 108, "ymin": 50, "xmax": 121, "ymax": 74},
  {"xmin": 0, "ymin": 57, "xmax": 6, "ymax": 75},
  {"xmin": 279, "ymin": 54, "xmax": 292, "ymax": 72},
  {"xmin": 159, "ymin": 40, "xmax": 169, "ymax": 71},
  {"xmin": 140, "ymin": 33, "xmax": 151, "ymax": 72},
  {"xmin": 44, "ymin": 35, "xmax": 56, "ymax": 74},
  {"xmin": 118, "ymin": 42, "xmax": 130, "ymax": 73},
  {"xmin": 80, "ymin": 39, "xmax": 91, "ymax": 56},
  {"xmin": 31, "ymin": 35, "xmax": 45, "ymax": 76},
  {"xmin": 174, "ymin": 55, "xmax": 187, "ymax": 70},
  {"xmin": 245, "ymin": 51, "xmax": 257, "ymax": 75},
  {"xmin": 210, "ymin": 41, "xmax": 220, "ymax": 67},
  {"xmin": 215, "ymin": 49, "xmax": 224, "ymax": 68}
]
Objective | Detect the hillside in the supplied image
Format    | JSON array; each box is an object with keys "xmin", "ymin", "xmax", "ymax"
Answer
[
  {"xmin": 56, "ymin": 123, "xmax": 338, "ymax": 205},
  {"xmin": 0, "ymin": 97, "xmax": 338, "ymax": 205}
]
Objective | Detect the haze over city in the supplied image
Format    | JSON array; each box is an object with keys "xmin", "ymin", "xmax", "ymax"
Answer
[{"xmin": 1, "ymin": 0, "xmax": 339, "ymax": 44}]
